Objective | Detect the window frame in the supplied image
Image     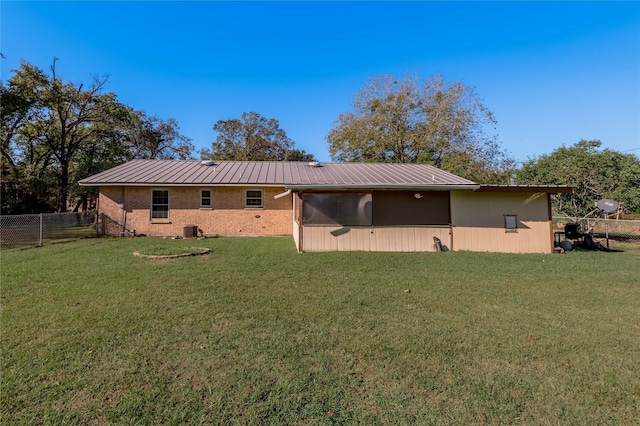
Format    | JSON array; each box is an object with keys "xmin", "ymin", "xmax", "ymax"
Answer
[
  {"xmin": 151, "ymin": 189, "xmax": 170, "ymax": 220},
  {"xmin": 245, "ymin": 189, "xmax": 264, "ymax": 208},
  {"xmin": 200, "ymin": 189, "xmax": 212, "ymax": 208},
  {"xmin": 504, "ymin": 214, "xmax": 518, "ymax": 233}
]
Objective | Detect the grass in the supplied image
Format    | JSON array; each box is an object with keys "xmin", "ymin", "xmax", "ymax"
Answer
[{"xmin": 1, "ymin": 237, "xmax": 639, "ymax": 425}]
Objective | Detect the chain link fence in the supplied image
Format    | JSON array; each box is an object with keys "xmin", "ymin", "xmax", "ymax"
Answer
[
  {"xmin": 553, "ymin": 216, "xmax": 640, "ymax": 242},
  {"xmin": 0, "ymin": 212, "xmax": 97, "ymax": 249}
]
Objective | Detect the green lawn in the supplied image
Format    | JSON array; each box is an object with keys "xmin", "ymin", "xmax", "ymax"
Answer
[{"xmin": 2, "ymin": 237, "xmax": 639, "ymax": 425}]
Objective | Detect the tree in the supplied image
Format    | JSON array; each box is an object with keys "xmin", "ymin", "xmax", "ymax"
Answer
[
  {"xmin": 127, "ymin": 112, "xmax": 193, "ymax": 160},
  {"xmin": 326, "ymin": 74, "xmax": 515, "ymax": 183},
  {"xmin": 1, "ymin": 63, "xmax": 58, "ymax": 213},
  {"xmin": 9, "ymin": 59, "xmax": 132, "ymax": 212},
  {"xmin": 1, "ymin": 59, "xmax": 193, "ymax": 213},
  {"xmin": 515, "ymin": 140, "xmax": 640, "ymax": 217},
  {"xmin": 284, "ymin": 149, "xmax": 316, "ymax": 162},
  {"xmin": 201, "ymin": 112, "xmax": 294, "ymax": 161}
]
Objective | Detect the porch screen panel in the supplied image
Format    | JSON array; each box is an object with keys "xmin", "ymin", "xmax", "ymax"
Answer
[
  {"xmin": 372, "ymin": 191, "xmax": 450, "ymax": 225},
  {"xmin": 302, "ymin": 193, "xmax": 372, "ymax": 226}
]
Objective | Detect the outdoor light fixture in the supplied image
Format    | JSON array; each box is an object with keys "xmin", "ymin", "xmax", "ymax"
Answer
[{"xmin": 414, "ymin": 192, "xmax": 423, "ymax": 199}]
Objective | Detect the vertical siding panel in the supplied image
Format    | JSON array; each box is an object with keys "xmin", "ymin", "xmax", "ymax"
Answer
[
  {"xmin": 349, "ymin": 228, "xmax": 355, "ymax": 251},
  {"xmin": 310, "ymin": 227, "xmax": 316, "ymax": 251},
  {"xmin": 393, "ymin": 229, "xmax": 401, "ymax": 251},
  {"xmin": 304, "ymin": 227, "xmax": 311, "ymax": 251},
  {"xmin": 400, "ymin": 228, "xmax": 406, "ymax": 251},
  {"xmin": 399, "ymin": 228, "xmax": 406, "ymax": 251},
  {"xmin": 329, "ymin": 228, "xmax": 337, "ymax": 251},
  {"xmin": 410, "ymin": 228, "xmax": 416, "ymax": 251},
  {"xmin": 322, "ymin": 228, "xmax": 329, "ymax": 250},
  {"xmin": 372, "ymin": 228, "xmax": 379, "ymax": 251},
  {"xmin": 416, "ymin": 228, "xmax": 424, "ymax": 251},
  {"xmin": 306, "ymin": 227, "xmax": 313, "ymax": 251},
  {"xmin": 409, "ymin": 228, "xmax": 416, "ymax": 251},
  {"xmin": 381, "ymin": 228, "xmax": 389, "ymax": 251},
  {"xmin": 383, "ymin": 228, "xmax": 392, "ymax": 251},
  {"xmin": 318, "ymin": 228, "xmax": 324, "ymax": 251},
  {"xmin": 362, "ymin": 228, "xmax": 368, "ymax": 251},
  {"xmin": 369, "ymin": 228, "xmax": 375, "ymax": 251},
  {"xmin": 344, "ymin": 229, "xmax": 351, "ymax": 251},
  {"xmin": 363, "ymin": 228, "xmax": 371, "ymax": 251},
  {"xmin": 378, "ymin": 228, "xmax": 387, "ymax": 251},
  {"xmin": 356, "ymin": 228, "xmax": 364, "ymax": 251},
  {"xmin": 329, "ymin": 228, "xmax": 336, "ymax": 251}
]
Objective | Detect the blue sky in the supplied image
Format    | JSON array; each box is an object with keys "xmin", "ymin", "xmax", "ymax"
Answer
[{"xmin": 2, "ymin": 1, "xmax": 639, "ymax": 163}]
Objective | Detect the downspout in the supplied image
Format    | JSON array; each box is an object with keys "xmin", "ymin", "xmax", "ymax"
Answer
[
  {"xmin": 547, "ymin": 193, "xmax": 554, "ymax": 252},
  {"xmin": 274, "ymin": 189, "xmax": 291, "ymax": 199},
  {"xmin": 448, "ymin": 191, "xmax": 454, "ymax": 251},
  {"xmin": 274, "ymin": 188, "xmax": 299, "ymax": 250},
  {"xmin": 297, "ymin": 192, "xmax": 303, "ymax": 252}
]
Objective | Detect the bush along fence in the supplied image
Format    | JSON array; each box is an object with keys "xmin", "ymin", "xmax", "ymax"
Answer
[
  {"xmin": 0, "ymin": 212, "xmax": 97, "ymax": 249},
  {"xmin": 553, "ymin": 216, "xmax": 640, "ymax": 242}
]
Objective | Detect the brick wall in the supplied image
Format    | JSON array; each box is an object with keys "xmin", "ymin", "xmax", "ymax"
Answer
[{"xmin": 98, "ymin": 186, "xmax": 292, "ymax": 237}]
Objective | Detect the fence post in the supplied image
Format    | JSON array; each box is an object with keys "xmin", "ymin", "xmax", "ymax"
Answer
[{"xmin": 39, "ymin": 213, "xmax": 43, "ymax": 247}]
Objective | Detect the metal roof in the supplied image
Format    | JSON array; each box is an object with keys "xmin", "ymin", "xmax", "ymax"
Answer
[{"xmin": 79, "ymin": 160, "xmax": 480, "ymax": 190}]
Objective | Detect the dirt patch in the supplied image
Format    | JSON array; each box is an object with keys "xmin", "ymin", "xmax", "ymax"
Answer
[{"xmin": 133, "ymin": 248, "xmax": 210, "ymax": 259}]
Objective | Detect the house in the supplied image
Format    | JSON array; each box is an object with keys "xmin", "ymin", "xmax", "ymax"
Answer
[{"xmin": 78, "ymin": 160, "xmax": 572, "ymax": 253}]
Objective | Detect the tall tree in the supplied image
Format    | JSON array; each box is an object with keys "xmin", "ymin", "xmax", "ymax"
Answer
[
  {"xmin": 1, "ymin": 63, "xmax": 56, "ymax": 213},
  {"xmin": 19, "ymin": 59, "xmax": 131, "ymax": 211},
  {"xmin": 201, "ymin": 112, "xmax": 294, "ymax": 161},
  {"xmin": 127, "ymin": 111, "xmax": 193, "ymax": 160},
  {"xmin": 326, "ymin": 74, "xmax": 515, "ymax": 183},
  {"xmin": 1, "ymin": 59, "xmax": 194, "ymax": 213},
  {"xmin": 515, "ymin": 140, "xmax": 640, "ymax": 217}
]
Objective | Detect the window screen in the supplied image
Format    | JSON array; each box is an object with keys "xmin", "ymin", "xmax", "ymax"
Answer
[
  {"xmin": 201, "ymin": 190, "xmax": 212, "ymax": 207},
  {"xmin": 372, "ymin": 191, "xmax": 450, "ymax": 226},
  {"xmin": 302, "ymin": 193, "xmax": 372, "ymax": 226},
  {"xmin": 246, "ymin": 190, "xmax": 263, "ymax": 207},
  {"xmin": 151, "ymin": 190, "xmax": 169, "ymax": 219},
  {"xmin": 505, "ymin": 215, "xmax": 518, "ymax": 232}
]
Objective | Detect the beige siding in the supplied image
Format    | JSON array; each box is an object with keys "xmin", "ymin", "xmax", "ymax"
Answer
[
  {"xmin": 302, "ymin": 226, "xmax": 451, "ymax": 252},
  {"xmin": 99, "ymin": 186, "xmax": 292, "ymax": 237},
  {"xmin": 450, "ymin": 191, "xmax": 552, "ymax": 253},
  {"xmin": 292, "ymin": 192, "xmax": 302, "ymax": 251},
  {"xmin": 292, "ymin": 218, "xmax": 300, "ymax": 251}
]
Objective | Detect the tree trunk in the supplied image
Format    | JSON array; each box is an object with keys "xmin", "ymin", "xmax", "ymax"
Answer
[{"xmin": 59, "ymin": 161, "xmax": 69, "ymax": 212}]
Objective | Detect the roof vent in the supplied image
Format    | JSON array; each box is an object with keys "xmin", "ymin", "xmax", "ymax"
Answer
[
  {"xmin": 201, "ymin": 160, "xmax": 215, "ymax": 166},
  {"xmin": 308, "ymin": 161, "xmax": 322, "ymax": 167}
]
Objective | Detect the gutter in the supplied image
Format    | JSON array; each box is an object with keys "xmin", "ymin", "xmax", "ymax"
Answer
[
  {"xmin": 273, "ymin": 189, "xmax": 292, "ymax": 199},
  {"xmin": 78, "ymin": 182, "xmax": 288, "ymax": 188},
  {"xmin": 285, "ymin": 184, "xmax": 481, "ymax": 191}
]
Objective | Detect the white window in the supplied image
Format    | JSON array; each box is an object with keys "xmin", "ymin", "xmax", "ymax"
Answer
[
  {"xmin": 504, "ymin": 215, "xmax": 518, "ymax": 233},
  {"xmin": 201, "ymin": 189, "xmax": 212, "ymax": 207},
  {"xmin": 245, "ymin": 190, "xmax": 263, "ymax": 208},
  {"xmin": 151, "ymin": 190, "xmax": 169, "ymax": 219}
]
